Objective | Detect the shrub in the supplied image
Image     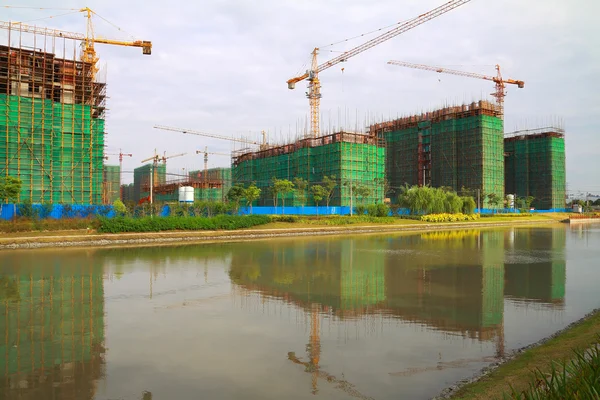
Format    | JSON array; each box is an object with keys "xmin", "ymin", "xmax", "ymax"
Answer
[
  {"xmin": 462, "ymin": 197, "xmax": 476, "ymax": 215},
  {"xmin": 354, "ymin": 205, "xmax": 366, "ymax": 215},
  {"xmin": 375, "ymin": 203, "xmax": 390, "ymax": 217},
  {"xmin": 270, "ymin": 215, "xmax": 299, "ymax": 223},
  {"xmin": 420, "ymin": 213, "xmax": 480, "ymax": 223},
  {"xmin": 113, "ymin": 200, "xmax": 127, "ymax": 217},
  {"xmin": 366, "ymin": 204, "xmax": 378, "ymax": 217},
  {"xmin": 18, "ymin": 199, "xmax": 36, "ymax": 219},
  {"xmin": 97, "ymin": 215, "xmax": 271, "ymax": 233}
]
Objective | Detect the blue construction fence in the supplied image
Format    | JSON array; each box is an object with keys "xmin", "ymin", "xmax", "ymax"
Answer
[{"xmin": 1, "ymin": 203, "xmax": 568, "ymax": 221}]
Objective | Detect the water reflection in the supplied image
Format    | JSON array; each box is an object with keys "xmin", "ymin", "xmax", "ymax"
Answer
[{"xmin": 0, "ymin": 252, "xmax": 104, "ymax": 400}]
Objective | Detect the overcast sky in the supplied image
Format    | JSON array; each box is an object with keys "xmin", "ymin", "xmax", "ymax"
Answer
[{"xmin": 4, "ymin": 0, "xmax": 599, "ymax": 194}]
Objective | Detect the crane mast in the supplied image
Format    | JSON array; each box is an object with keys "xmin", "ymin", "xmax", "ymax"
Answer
[
  {"xmin": 287, "ymin": 0, "xmax": 472, "ymax": 138},
  {"xmin": 387, "ymin": 60, "xmax": 524, "ymax": 120}
]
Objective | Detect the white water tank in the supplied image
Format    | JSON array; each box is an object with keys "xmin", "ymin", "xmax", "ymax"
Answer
[
  {"xmin": 506, "ymin": 194, "xmax": 515, "ymax": 209},
  {"xmin": 184, "ymin": 186, "xmax": 194, "ymax": 203},
  {"xmin": 178, "ymin": 186, "xmax": 186, "ymax": 202}
]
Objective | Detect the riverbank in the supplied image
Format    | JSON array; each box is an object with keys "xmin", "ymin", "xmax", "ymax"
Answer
[
  {"xmin": 0, "ymin": 216, "xmax": 559, "ymax": 250},
  {"xmin": 436, "ymin": 309, "xmax": 600, "ymax": 400}
]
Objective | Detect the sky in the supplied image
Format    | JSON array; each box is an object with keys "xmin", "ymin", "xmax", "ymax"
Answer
[{"xmin": 3, "ymin": 0, "xmax": 599, "ymax": 195}]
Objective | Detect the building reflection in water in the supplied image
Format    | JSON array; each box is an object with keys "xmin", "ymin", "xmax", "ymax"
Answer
[
  {"xmin": 0, "ymin": 251, "xmax": 105, "ymax": 400},
  {"xmin": 504, "ymin": 228, "xmax": 566, "ymax": 307},
  {"xmin": 229, "ymin": 228, "xmax": 566, "ymax": 395}
]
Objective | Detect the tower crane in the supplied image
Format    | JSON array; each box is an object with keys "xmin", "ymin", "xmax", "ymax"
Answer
[
  {"xmin": 1, "ymin": 7, "xmax": 152, "ymax": 81},
  {"xmin": 154, "ymin": 125, "xmax": 270, "ymax": 151},
  {"xmin": 387, "ymin": 61, "xmax": 524, "ymax": 120},
  {"xmin": 105, "ymin": 149, "xmax": 132, "ymax": 201},
  {"xmin": 140, "ymin": 150, "xmax": 186, "ymax": 204},
  {"xmin": 286, "ymin": 0, "xmax": 472, "ymax": 138},
  {"xmin": 195, "ymin": 147, "xmax": 230, "ymax": 184}
]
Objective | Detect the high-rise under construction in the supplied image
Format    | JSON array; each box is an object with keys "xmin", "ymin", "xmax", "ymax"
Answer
[
  {"xmin": 369, "ymin": 101, "xmax": 504, "ymax": 205},
  {"xmin": 0, "ymin": 36, "xmax": 106, "ymax": 204}
]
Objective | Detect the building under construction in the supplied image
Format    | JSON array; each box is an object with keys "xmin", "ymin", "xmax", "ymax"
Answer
[
  {"xmin": 369, "ymin": 101, "xmax": 504, "ymax": 204},
  {"xmin": 0, "ymin": 37, "xmax": 106, "ymax": 204},
  {"xmin": 504, "ymin": 127, "xmax": 566, "ymax": 210},
  {"xmin": 132, "ymin": 164, "xmax": 232, "ymax": 203},
  {"xmin": 103, "ymin": 164, "xmax": 120, "ymax": 204},
  {"xmin": 232, "ymin": 131, "xmax": 385, "ymax": 207}
]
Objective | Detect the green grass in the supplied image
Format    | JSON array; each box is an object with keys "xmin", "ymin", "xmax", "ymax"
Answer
[
  {"xmin": 97, "ymin": 215, "xmax": 271, "ymax": 233},
  {"xmin": 451, "ymin": 311, "xmax": 600, "ymax": 400},
  {"xmin": 505, "ymin": 342, "xmax": 600, "ymax": 399}
]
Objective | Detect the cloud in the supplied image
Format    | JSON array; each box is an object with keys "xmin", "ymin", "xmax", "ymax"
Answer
[{"xmin": 4, "ymin": 0, "xmax": 599, "ymax": 193}]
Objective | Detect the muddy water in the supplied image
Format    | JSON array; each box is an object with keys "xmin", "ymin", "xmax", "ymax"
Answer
[{"xmin": 1, "ymin": 224, "xmax": 599, "ymax": 400}]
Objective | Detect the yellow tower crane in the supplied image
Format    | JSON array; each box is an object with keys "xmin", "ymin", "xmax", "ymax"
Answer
[
  {"xmin": 154, "ymin": 125, "xmax": 270, "ymax": 151},
  {"xmin": 286, "ymin": 0, "xmax": 472, "ymax": 138},
  {"xmin": 387, "ymin": 60, "xmax": 524, "ymax": 120},
  {"xmin": 1, "ymin": 7, "xmax": 152, "ymax": 81},
  {"xmin": 195, "ymin": 147, "xmax": 230, "ymax": 185}
]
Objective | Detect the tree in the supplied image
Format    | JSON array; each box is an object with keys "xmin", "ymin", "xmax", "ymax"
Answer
[
  {"xmin": 227, "ymin": 184, "xmax": 246, "ymax": 213},
  {"xmin": 293, "ymin": 177, "xmax": 308, "ymax": 207},
  {"xmin": 243, "ymin": 183, "xmax": 261, "ymax": 214},
  {"xmin": 354, "ymin": 184, "xmax": 371, "ymax": 205},
  {"xmin": 273, "ymin": 178, "xmax": 294, "ymax": 210},
  {"xmin": 310, "ymin": 185, "xmax": 327, "ymax": 215},
  {"xmin": 322, "ymin": 175, "xmax": 337, "ymax": 207},
  {"xmin": 0, "ymin": 176, "xmax": 22, "ymax": 218},
  {"xmin": 487, "ymin": 193, "xmax": 501, "ymax": 213},
  {"xmin": 113, "ymin": 199, "xmax": 127, "ymax": 216}
]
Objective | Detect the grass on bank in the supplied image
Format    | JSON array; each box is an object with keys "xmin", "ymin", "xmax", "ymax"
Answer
[{"xmin": 451, "ymin": 311, "xmax": 600, "ymax": 400}]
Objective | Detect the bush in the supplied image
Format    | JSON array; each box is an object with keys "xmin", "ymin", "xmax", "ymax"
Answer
[
  {"xmin": 375, "ymin": 203, "xmax": 390, "ymax": 217},
  {"xmin": 420, "ymin": 213, "xmax": 480, "ymax": 223},
  {"xmin": 462, "ymin": 196, "xmax": 477, "ymax": 215},
  {"xmin": 270, "ymin": 215, "xmax": 299, "ymax": 223},
  {"xmin": 354, "ymin": 205, "xmax": 366, "ymax": 215},
  {"xmin": 97, "ymin": 215, "xmax": 271, "ymax": 233},
  {"xmin": 0, "ymin": 217, "xmax": 99, "ymax": 233},
  {"xmin": 18, "ymin": 199, "xmax": 36, "ymax": 219},
  {"xmin": 366, "ymin": 204, "xmax": 378, "ymax": 217}
]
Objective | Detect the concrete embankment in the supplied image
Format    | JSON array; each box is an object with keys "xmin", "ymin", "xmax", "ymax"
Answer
[{"xmin": 0, "ymin": 219, "xmax": 557, "ymax": 250}]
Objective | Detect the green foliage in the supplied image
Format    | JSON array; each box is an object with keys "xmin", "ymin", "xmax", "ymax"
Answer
[
  {"xmin": 420, "ymin": 213, "xmax": 480, "ymax": 222},
  {"xmin": 354, "ymin": 184, "xmax": 372, "ymax": 205},
  {"xmin": 310, "ymin": 185, "xmax": 327, "ymax": 207},
  {"xmin": 269, "ymin": 215, "xmax": 299, "ymax": 223},
  {"xmin": 97, "ymin": 215, "xmax": 271, "ymax": 233},
  {"xmin": 227, "ymin": 184, "xmax": 245, "ymax": 212},
  {"xmin": 0, "ymin": 176, "xmax": 22, "ymax": 203},
  {"xmin": 243, "ymin": 183, "xmax": 261, "ymax": 212},
  {"xmin": 113, "ymin": 199, "xmax": 127, "ymax": 216},
  {"xmin": 293, "ymin": 177, "xmax": 308, "ymax": 207},
  {"xmin": 366, "ymin": 204, "xmax": 378, "ymax": 217},
  {"xmin": 18, "ymin": 198, "xmax": 37, "ymax": 219},
  {"xmin": 399, "ymin": 185, "xmax": 472, "ymax": 215},
  {"xmin": 462, "ymin": 196, "xmax": 477, "ymax": 215},
  {"xmin": 505, "ymin": 340, "xmax": 600, "ymax": 400},
  {"xmin": 322, "ymin": 175, "xmax": 337, "ymax": 207},
  {"xmin": 487, "ymin": 193, "xmax": 501, "ymax": 211},
  {"xmin": 272, "ymin": 178, "xmax": 294, "ymax": 208},
  {"xmin": 375, "ymin": 203, "xmax": 390, "ymax": 217},
  {"xmin": 355, "ymin": 205, "xmax": 366, "ymax": 215}
]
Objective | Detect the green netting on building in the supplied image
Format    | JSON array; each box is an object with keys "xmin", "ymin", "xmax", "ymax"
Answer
[
  {"xmin": 505, "ymin": 130, "xmax": 566, "ymax": 209},
  {"xmin": 103, "ymin": 164, "xmax": 120, "ymax": 204},
  {"xmin": 0, "ymin": 94, "xmax": 105, "ymax": 204},
  {"xmin": 188, "ymin": 167, "xmax": 232, "ymax": 202},
  {"xmin": 133, "ymin": 163, "xmax": 166, "ymax": 202},
  {"xmin": 232, "ymin": 139, "xmax": 385, "ymax": 206},
  {"xmin": 382, "ymin": 114, "xmax": 504, "ymax": 204},
  {"xmin": 0, "ymin": 271, "xmax": 104, "ymax": 376},
  {"xmin": 121, "ymin": 183, "xmax": 135, "ymax": 203}
]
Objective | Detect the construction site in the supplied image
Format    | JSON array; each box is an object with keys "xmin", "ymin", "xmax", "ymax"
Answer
[
  {"xmin": 0, "ymin": 38, "xmax": 106, "ymax": 204},
  {"xmin": 232, "ymin": 131, "xmax": 385, "ymax": 206},
  {"xmin": 504, "ymin": 127, "xmax": 566, "ymax": 210},
  {"xmin": 369, "ymin": 100, "xmax": 505, "ymax": 204}
]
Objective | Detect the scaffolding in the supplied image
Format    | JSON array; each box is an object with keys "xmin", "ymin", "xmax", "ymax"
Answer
[
  {"xmin": 102, "ymin": 164, "xmax": 120, "ymax": 204},
  {"xmin": 369, "ymin": 101, "xmax": 504, "ymax": 204},
  {"xmin": 0, "ymin": 27, "xmax": 106, "ymax": 204},
  {"xmin": 232, "ymin": 131, "xmax": 385, "ymax": 207},
  {"xmin": 132, "ymin": 164, "xmax": 231, "ymax": 203},
  {"xmin": 504, "ymin": 127, "xmax": 566, "ymax": 210},
  {"xmin": 0, "ymin": 269, "xmax": 104, "ymax": 393}
]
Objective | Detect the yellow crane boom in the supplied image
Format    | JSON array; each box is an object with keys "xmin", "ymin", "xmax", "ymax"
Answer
[
  {"xmin": 1, "ymin": 7, "xmax": 151, "ymax": 81},
  {"xmin": 154, "ymin": 125, "xmax": 267, "ymax": 148},
  {"xmin": 387, "ymin": 60, "xmax": 524, "ymax": 119},
  {"xmin": 287, "ymin": 0, "xmax": 472, "ymax": 138}
]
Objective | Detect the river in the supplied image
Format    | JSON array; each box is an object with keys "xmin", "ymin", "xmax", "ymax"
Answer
[{"xmin": 1, "ymin": 223, "xmax": 599, "ymax": 399}]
